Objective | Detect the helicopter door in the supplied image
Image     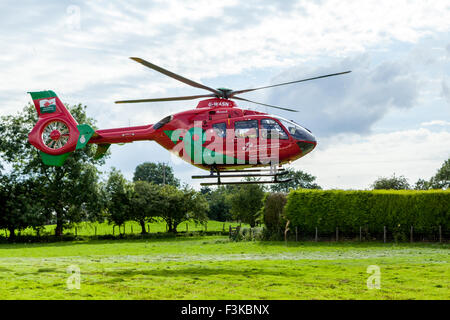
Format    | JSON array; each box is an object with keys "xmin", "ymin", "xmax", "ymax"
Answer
[
  {"xmin": 260, "ymin": 118, "xmax": 290, "ymax": 164},
  {"xmin": 203, "ymin": 121, "xmax": 228, "ymax": 165},
  {"xmin": 233, "ymin": 119, "xmax": 259, "ymax": 165}
]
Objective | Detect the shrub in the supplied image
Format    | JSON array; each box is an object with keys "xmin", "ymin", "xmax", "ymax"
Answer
[
  {"xmin": 284, "ymin": 189, "xmax": 450, "ymax": 240},
  {"xmin": 230, "ymin": 227, "xmax": 263, "ymax": 242},
  {"xmin": 262, "ymin": 193, "xmax": 287, "ymax": 239}
]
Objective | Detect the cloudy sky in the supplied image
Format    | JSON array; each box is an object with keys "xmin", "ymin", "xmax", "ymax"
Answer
[{"xmin": 1, "ymin": 0, "xmax": 449, "ymax": 189}]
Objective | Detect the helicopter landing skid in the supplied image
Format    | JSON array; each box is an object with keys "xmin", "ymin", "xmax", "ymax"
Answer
[{"xmin": 192, "ymin": 166, "xmax": 292, "ymax": 186}]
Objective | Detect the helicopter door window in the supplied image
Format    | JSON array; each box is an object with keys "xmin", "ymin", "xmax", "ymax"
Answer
[
  {"xmin": 260, "ymin": 119, "xmax": 289, "ymax": 140},
  {"xmin": 234, "ymin": 120, "xmax": 258, "ymax": 138},
  {"xmin": 212, "ymin": 122, "xmax": 226, "ymax": 138}
]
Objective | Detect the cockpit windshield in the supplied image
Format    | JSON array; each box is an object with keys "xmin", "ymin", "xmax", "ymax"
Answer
[{"xmin": 273, "ymin": 116, "xmax": 316, "ymax": 142}]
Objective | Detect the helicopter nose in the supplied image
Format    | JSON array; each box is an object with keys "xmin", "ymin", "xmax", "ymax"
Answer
[
  {"xmin": 295, "ymin": 128, "xmax": 317, "ymax": 155},
  {"xmin": 296, "ymin": 140, "xmax": 316, "ymax": 155}
]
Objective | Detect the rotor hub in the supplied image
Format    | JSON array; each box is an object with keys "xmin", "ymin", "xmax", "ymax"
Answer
[
  {"xmin": 41, "ymin": 121, "xmax": 70, "ymax": 150},
  {"xmin": 50, "ymin": 130, "xmax": 61, "ymax": 141},
  {"xmin": 217, "ymin": 88, "xmax": 233, "ymax": 99}
]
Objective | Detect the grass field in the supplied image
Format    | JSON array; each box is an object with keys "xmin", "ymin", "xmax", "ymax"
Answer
[
  {"xmin": 0, "ymin": 236, "xmax": 448, "ymax": 300},
  {"xmin": 1, "ymin": 220, "xmax": 246, "ymax": 238}
]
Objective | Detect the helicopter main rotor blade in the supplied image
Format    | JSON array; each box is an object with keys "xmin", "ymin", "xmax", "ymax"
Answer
[
  {"xmin": 130, "ymin": 57, "xmax": 221, "ymax": 96},
  {"xmin": 115, "ymin": 94, "xmax": 216, "ymax": 104},
  {"xmin": 232, "ymin": 96, "xmax": 299, "ymax": 112},
  {"xmin": 229, "ymin": 71, "xmax": 351, "ymax": 97}
]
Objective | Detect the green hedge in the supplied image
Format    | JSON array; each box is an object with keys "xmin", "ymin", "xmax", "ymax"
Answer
[{"xmin": 285, "ymin": 190, "xmax": 450, "ymax": 237}]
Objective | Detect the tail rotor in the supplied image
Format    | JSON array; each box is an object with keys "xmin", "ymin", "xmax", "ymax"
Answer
[{"xmin": 28, "ymin": 91, "xmax": 95, "ymax": 166}]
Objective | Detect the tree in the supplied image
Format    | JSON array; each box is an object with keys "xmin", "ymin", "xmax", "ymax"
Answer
[
  {"xmin": 414, "ymin": 178, "xmax": 430, "ymax": 190},
  {"xmin": 159, "ymin": 185, "xmax": 208, "ymax": 232},
  {"xmin": 133, "ymin": 162, "xmax": 179, "ymax": 186},
  {"xmin": 262, "ymin": 193, "xmax": 287, "ymax": 239},
  {"xmin": 204, "ymin": 186, "xmax": 232, "ymax": 221},
  {"xmin": 104, "ymin": 168, "xmax": 133, "ymax": 230},
  {"xmin": 0, "ymin": 103, "xmax": 106, "ymax": 236},
  {"xmin": 228, "ymin": 183, "xmax": 265, "ymax": 227},
  {"xmin": 200, "ymin": 186, "xmax": 212, "ymax": 196},
  {"xmin": 429, "ymin": 158, "xmax": 450, "ymax": 189},
  {"xmin": 270, "ymin": 168, "xmax": 321, "ymax": 193},
  {"xmin": 0, "ymin": 174, "xmax": 46, "ymax": 240},
  {"xmin": 130, "ymin": 181, "xmax": 163, "ymax": 233},
  {"xmin": 371, "ymin": 173, "xmax": 411, "ymax": 190}
]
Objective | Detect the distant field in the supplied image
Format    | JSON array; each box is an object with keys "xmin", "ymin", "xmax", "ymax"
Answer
[
  {"xmin": 0, "ymin": 237, "xmax": 448, "ymax": 299},
  {"xmin": 1, "ymin": 220, "xmax": 245, "ymax": 238}
]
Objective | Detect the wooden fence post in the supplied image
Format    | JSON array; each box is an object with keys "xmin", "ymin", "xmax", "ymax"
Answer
[
  {"xmin": 147, "ymin": 224, "xmax": 150, "ymax": 233},
  {"xmin": 315, "ymin": 227, "xmax": 318, "ymax": 242},
  {"xmin": 112, "ymin": 225, "xmax": 115, "ymax": 235},
  {"xmin": 359, "ymin": 226, "xmax": 362, "ymax": 242},
  {"xmin": 284, "ymin": 221, "xmax": 290, "ymax": 244},
  {"xmin": 439, "ymin": 225, "xmax": 442, "ymax": 243},
  {"xmin": 336, "ymin": 227, "xmax": 339, "ymax": 242},
  {"xmin": 229, "ymin": 225, "xmax": 231, "ymax": 237},
  {"xmin": 384, "ymin": 226, "xmax": 386, "ymax": 243},
  {"xmin": 295, "ymin": 226, "xmax": 298, "ymax": 242},
  {"xmin": 131, "ymin": 225, "xmax": 133, "ymax": 234},
  {"xmin": 410, "ymin": 226, "xmax": 413, "ymax": 243}
]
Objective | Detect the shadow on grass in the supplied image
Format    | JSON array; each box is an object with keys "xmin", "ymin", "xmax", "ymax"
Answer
[
  {"xmin": 254, "ymin": 240, "xmax": 448, "ymax": 250},
  {"xmin": 99, "ymin": 266, "xmax": 297, "ymax": 280},
  {"xmin": 0, "ymin": 234, "xmax": 226, "ymax": 250},
  {"xmin": 0, "ymin": 235, "xmax": 446, "ymax": 251}
]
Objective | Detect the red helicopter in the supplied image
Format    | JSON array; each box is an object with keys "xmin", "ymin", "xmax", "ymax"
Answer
[{"xmin": 28, "ymin": 57, "xmax": 350, "ymax": 185}]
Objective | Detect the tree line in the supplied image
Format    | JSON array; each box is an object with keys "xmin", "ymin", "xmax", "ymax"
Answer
[
  {"xmin": 1, "ymin": 103, "xmax": 447, "ymax": 240},
  {"xmin": 0, "ymin": 104, "xmax": 206, "ymax": 238},
  {"xmin": 371, "ymin": 161, "xmax": 449, "ymax": 190},
  {"xmin": 0, "ymin": 103, "xmax": 322, "ymax": 239}
]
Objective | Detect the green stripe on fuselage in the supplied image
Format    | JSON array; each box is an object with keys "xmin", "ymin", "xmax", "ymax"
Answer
[{"xmin": 164, "ymin": 129, "xmax": 240, "ymax": 165}]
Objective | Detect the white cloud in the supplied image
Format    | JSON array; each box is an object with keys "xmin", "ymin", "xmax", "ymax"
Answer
[
  {"xmin": 442, "ymin": 80, "xmax": 450, "ymax": 105},
  {"xmin": 265, "ymin": 55, "xmax": 419, "ymax": 137},
  {"xmin": 294, "ymin": 128, "xmax": 450, "ymax": 189},
  {"xmin": 1, "ymin": 0, "xmax": 450, "ymax": 100},
  {"xmin": 421, "ymin": 120, "xmax": 450, "ymax": 126}
]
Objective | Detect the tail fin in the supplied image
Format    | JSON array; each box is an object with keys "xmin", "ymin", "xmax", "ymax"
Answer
[{"xmin": 28, "ymin": 91, "xmax": 95, "ymax": 166}]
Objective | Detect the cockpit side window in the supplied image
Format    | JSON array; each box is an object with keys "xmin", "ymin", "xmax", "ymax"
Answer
[
  {"xmin": 234, "ymin": 120, "xmax": 258, "ymax": 138},
  {"xmin": 260, "ymin": 119, "xmax": 289, "ymax": 140}
]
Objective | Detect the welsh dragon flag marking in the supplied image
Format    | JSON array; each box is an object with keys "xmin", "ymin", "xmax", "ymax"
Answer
[{"xmin": 39, "ymin": 98, "xmax": 57, "ymax": 114}]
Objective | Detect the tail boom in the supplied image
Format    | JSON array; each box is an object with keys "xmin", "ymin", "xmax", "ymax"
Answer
[{"xmin": 88, "ymin": 124, "xmax": 154, "ymax": 145}]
